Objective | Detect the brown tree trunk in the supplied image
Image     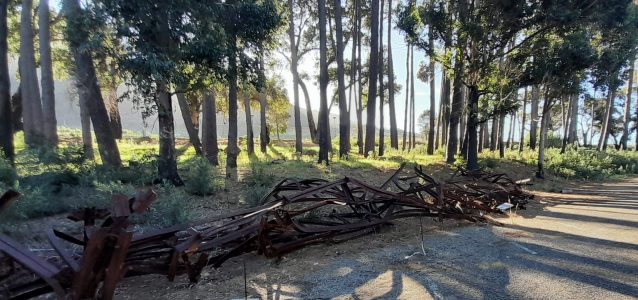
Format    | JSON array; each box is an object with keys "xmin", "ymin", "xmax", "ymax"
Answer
[
  {"xmin": 105, "ymin": 62, "xmax": 122, "ymax": 139},
  {"xmin": 621, "ymin": 62, "xmax": 634, "ymax": 150},
  {"xmin": 490, "ymin": 112, "xmax": 498, "ymax": 151},
  {"xmin": 243, "ymin": 86, "xmax": 254, "ymax": 155},
  {"xmin": 410, "ymin": 47, "xmax": 416, "ymax": 149},
  {"xmin": 478, "ymin": 123, "xmax": 484, "ymax": 153},
  {"xmin": 39, "ymin": 0, "xmax": 57, "ymax": 146},
  {"xmin": 387, "ymin": 0, "xmax": 397, "ymax": 150},
  {"xmin": 78, "ymin": 78, "xmax": 94, "ymax": 160},
  {"xmin": 446, "ymin": 51, "xmax": 464, "ymax": 163},
  {"xmin": 467, "ymin": 86, "xmax": 480, "ymax": 171},
  {"xmin": 363, "ymin": 0, "xmax": 379, "ymax": 157},
  {"xmin": 377, "ymin": 0, "xmax": 385, "ymax": 157},
  {"xmin": 537, "ymin": 96, "xmax": 553, "ymax": 178},
  {"xmin": 64, "ymin": 0, "xmax": 121, "ymax": 168},
  {"xmin": 335, "ymin": 0, "xmax": 349, "ymax": 158},
  {"xmin": 318, "ymin": 0, "xmax": 330, "ymax": 163},
  {"xmin": 498, "ymin": 112, "xmax": 505, "ymax": 158},
  {"xmin": 519, "ymin": 87, "xmax": 528, "ymax": 152},
  {"xmin": 441, "ymin": 70, "xmax": 450, "ymax": 147},
  {"xmin": 10, "ymin": 85, "xmax": 22, "ymax": 132},
  {"xmin": 202, "ymin": 90, "xmax": 219, "ymax": 165},
  {"xmin": 598, "ymin": 89, "xmax": 615, "ymax": 151},
  {"xmin": 298, "ymin": 78, "xmax": 318, "ymax": 144},
  {"xmin": 156, "ymin": 87, "xmax": 182, "ymax": 184},
  {"xmin": 402, "ymin": 46, "xmax": 410, "ymax": 151},
  {"xmin": 356, "ymin": 0, "xmax": 363, "ymax": 154},
  {"xmin": 20, "ymin": 0, "xmax": 44, "ymax": 147},
  {"xmin": 0, "ymin": 0, "xmax": 12, "ymax": 162},
  {"xmin": 177, "ymin": 93, "xmax": 203, "ymax": 156},
  {"xmin": 227, "ymin": 35, "xmax": 240, "ymax": 169},
  {"xmin": 288, "ymin": 0, "xmax": 303, "ymax": 153},
  {"xmin": 529, "ymin": 85, "xmax": 540, "ymax": 150}
]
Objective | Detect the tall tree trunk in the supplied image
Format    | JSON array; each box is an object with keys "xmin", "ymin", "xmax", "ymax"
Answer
[
  {"xmin": 402, "ymin": 46, "xmax": 410, "ymax": 151},
  {"xmin": 478, "ymin": 123, "xmax": 484, "ymax": 153},
  {"xmin": 387, "ymin": 0, "xmax": 397, "ymax": 150},
  {"xmin": 377, "ymin": 0, "xmax": 385, "ymax": 156},
  {"xmin": 410, "ymin": 46, "xmax": 416, "ymax": 149},
  {"xmin": 64, "ymin": 0, "xmax": 121, "ymax": 168},
  {"xmin": 435, "ymin": 97, "xmax": 441, "ymax": 150},
  {"xmin": 537, "ymin": 96, "xmax": 553, "ymax": 178},
  {"xmin": 441, "ymin": 70, "xmax": 450, "ymax": 147},
  {"xmin": 243, "ymin": 86, "xmax": 254, "ymax": 155},
  {"xmin": 355, "ymin": 0, "xmax": 363, "ymax": 154},
  {"xmin": 297, "ymin": 78, "xmax": 317, "ymax": 144},
  {"xmin": 621, "ymin": 61, "xmax": 634, "ymax": 150},
  {"xmin": 568, "ymin": 93, "xmax": 578, "ymax": 145},
  {"xmin": 0, "ymin": 0, "xmax": 12, "ymax": 162},
  {"xmin": 490, "ymin": 112, "xmax": 498, "ymax": 151},
  {"xmin": 519, "ymin": 87, "xmax": 528, "ymax": 152},
  {"xmin": 561, "ymin": 94, "xmax": 573, "ymax": 153},
  {"xmin": 348, "ymin": 0, "xmax": 358, "ymax": 153},
  {"xmin": 288, "ymin": 0, "xmax": 303, "ymax": 153},
  {"xmin": 509, "ymin": 112, "xmax": 516, "ymax": 150},
  {"xmin": 335, "ymin": 0, "xmax": 348, "ymax": 158},
  {"xmin": 598, "ymin": 89, "xmax": 615, "ymax": 151},
  {"xmin": 20, "ymin": 0, "xmax": 44, "ymax": 147},
  {"xmin": 259, "ymin": 55, "xmax": 268, "ymax": 154},
  {"xmin": 39, "ymin": 0, "xmax": 57, "ymax": 146},
  {"xmin": 428, "ymin": 61, "xmax": 436, "ymax": 154},
  {"xmin": 498, "ymin": 112, "xmax": 505, "ymax": 158},
  {"xmin": 364, "ymin": 0, "xmax": 379, "ymax": 157},
  {"xmin": 177, "ymin": 93, "xmax": 203, "ymax": 156},
  {"xmin": 529, "ymin": 85, "xmax": 540, "ymax": 150},
  {"xmin": 227, "ymin": 35, "xmax": 240, "ymax": 169},
  {"xmin": 105, "ymin": 62, "xmax": 122, "ymax": 139},
  {"xmin": 446, "ymin": 49, "xmax": 464, "ymax": 163},
  {"xmin": 318, "ymin": 0, "xmax": 330, "ymax": 163},
  {"xmin": 482, "ymin": 119, "xmax": 490, "ymax": 149},
  {"xmin": 202, "ymin": 90, "xmax": 219, "ymax": 165},
  {"xmin": 78, "ymin": 81, "xmax": 94, "ymax": 160},
  {"xmin": 10, "ymin": 85, "xmax": 22, "ymax": 132},
  {"xmin": 467, "ymin": 86, "xmax": 480, "ymax": 171},
  {"xmin": 156, "ymin": 87, "xmax": 182, "ymax": 184}
]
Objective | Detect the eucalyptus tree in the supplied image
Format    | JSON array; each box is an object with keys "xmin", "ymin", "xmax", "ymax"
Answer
[
  {"xmin": 0, "ymin": 0, "xmax": 11, "ymax": 162},
  {"xmin": 363, "ymin": 0, "xmax": 379, "ymax": 157},
  {"xmin": 620, "ymin": 59, "xmax": 635, "ymax": 150},
  {"xmin": 399, "ymin": 0, "xmax": 637, "ymax": 171},
  {"xmin": 39, "ymin": 0, "xmax": 57, "ymax": 146},
  {"xmin": 63, "ymin": 0, "xmax": 121, "ymax": 167},
  {"xmin": 387, "ymin": 0, "xmax": 398, "ymax": 149},
  {"xmin": 335, "ymin": 0, "xmax": 348, "ymax": 158},
  {"xmin": 20, "ymin": 0, "xmax": 44, "ymax": 147},
  {"xmin": 318, "ymin": 0, "xmax": 330, "ymax": 164}
]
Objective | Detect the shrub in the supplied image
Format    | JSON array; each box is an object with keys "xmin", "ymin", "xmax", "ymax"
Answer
[
  {"xmin": 184, "ymin": 157, "xmax": 221, "ymax": 196},
  {"xmin": 243, "ymin": 165, "xmax": 276, "ymax": 206},
  {"xmin": 141, "ymin": 183, "xmax": 193, "ymax": 227},
  {"xmin": 0, "ymin": 157, "xmax": 16, "ymax": 187}
]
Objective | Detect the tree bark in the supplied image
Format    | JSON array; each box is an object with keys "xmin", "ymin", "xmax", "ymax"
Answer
[
  {"xmin": 598, "ymin": 89, "xmax": 615, "ymax": 151},
  {"xmin": 202, "ymin": 90, "xmax": 219, "ymax": 165},
  {"xmin": 519, "ymin": 87, "xmax": 528, "ymax": 152},
  {"xmin": 446, "ymin": 50, "xmax": 464, "ymax": 163},
  {"xmin": 64, "ymin": 0, "xmax": 121, "ymax": 168},
  {"xmin": 0, "ymin": 0, "xmax": 12, "ymax": 162},
  {"xmin": 364, "ymin": 0, "xmax": 379, "ymax": 157},
  {"xmin": 288, "ymin": 0, "xmax": 303, "ymax": 153},
  {"xmin": 297, "ymin": 78, "xmax": 317, "ymax": 144},
  {"xmin": 467, "ymin": 86, "xmax": 480, "ymax": 171},
  {"xmin": 621, "ymin": 62, "xmax": 633, "ymax": 150},
  {"xmin": 243, "ymin": 86, "xmax": 254, "ymax": 156},
  {"xmin": 410, "ymin": 46, "xmax": 416, "ymax": 149},
  {"xmin": 104, "ymin": 62, "xmax": 122, "ymax": 139},
  {"xmin": 490, "ymin": 112, "xmax": 498, "ymax": 151},
  {"xmin": 529, "ymin": 85, "xmax": 540, "ymax": 150},
  {"xmin": 226, "ymin": 35, "xmax": 240, "ymax": 169},
  {"xmin": 156, "ymin": 88, "xmax": 182, "ymax": 184},
  {"xmin": 356, "ymin": 0, "xmax": 363, "ymax": 154},
  {"xmin": 39, "ymin": 0, "xmax": 57, "ymax": 146},
  {"xmin": 537, "ymin": 96, "xmax": 553, "ymax": 178},
  {"xmin": 78, "ymin": 78, "xmax": 94, "ymax": 160},
  {"xmin": 561, "ymin": 94, "xmax": 574, "ymax": 153},
  {"xmin": 387, "ymin": 0, "xmax": 397, "ymax": 150},
  {"xmin": 318, "ymin": 0, "xmax": 330, "ymax": 163},
  {"xmin": 402, "ymin": 46, "xmax": 410, "ymax": 151},
  {"xmin": 568, "ymin": 93, "xmax": 578, "ymax": 145},
  {"xmin": 10, "ymin": 85, "xmax": 22, "ymax": 132},
  {"xmin": 177, "ymin": 93, "xmax": 204, "ymax": 156},
  {"xmin": 20, "ymin": 0, "xmax": 44, "ymax": 147},
  {"xmin": 377, "ymin": 0, "xmax": 385, "ymax": 157},
  {"xmin": 498, "ymin": 112, "xmax": 505, "ymax": 158},
  {"xmin": 335, "ymin": 0, "xmax": 348, "ymax": 158},
  {"xmin": 441, "ymin": 70, "xmax": 450, "ymax": 147},
  {"xmin": 478, "ymin": 123, "xmax": 484, "ymax": 153}
]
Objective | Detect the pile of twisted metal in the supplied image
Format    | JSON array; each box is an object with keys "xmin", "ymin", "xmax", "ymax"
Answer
[{"xmin": 0, "ymin": 164, "xmax": 532, "ymax": 299}]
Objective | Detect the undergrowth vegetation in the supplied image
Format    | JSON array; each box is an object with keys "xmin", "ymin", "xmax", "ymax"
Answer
[{"xmin": 2, "ymin": 129, "xmax": 637, "ymax": 231}]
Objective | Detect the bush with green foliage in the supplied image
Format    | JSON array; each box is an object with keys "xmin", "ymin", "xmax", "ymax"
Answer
[
  {"xmin": 0, "ymin": 157, "xmax": 16, "ymax": 187},
  {"xmin": 243, "ymin": 165, "xmax": 277, "ymax": 206},
  {"xmin": 184, "ymin": 157, "xmax": 221, "ymax": 195}
]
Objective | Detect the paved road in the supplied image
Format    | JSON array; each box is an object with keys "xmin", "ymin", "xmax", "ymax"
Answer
[
  {"xmin": 117, "ymin": 178, "xmax": 638, "ymax": 299},
  {"xmin": 297, "ymin": 178, "xmax": 638, "ymax": 299}
]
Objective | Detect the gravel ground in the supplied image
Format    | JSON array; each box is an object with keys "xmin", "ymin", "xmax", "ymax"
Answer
[{"xmin": 116, "ymin": 177, "xmax": 638, "ymax": 300}]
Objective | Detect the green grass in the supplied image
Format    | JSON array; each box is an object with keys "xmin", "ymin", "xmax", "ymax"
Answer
[{"xmin": 2, "ymin": 128, "xmax": 637, "ymax": 231}]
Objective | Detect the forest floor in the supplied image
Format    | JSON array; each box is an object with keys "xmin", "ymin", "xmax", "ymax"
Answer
[{"xmin": 112, "ymin": 173, "xmax": 638, "ymax": 299}]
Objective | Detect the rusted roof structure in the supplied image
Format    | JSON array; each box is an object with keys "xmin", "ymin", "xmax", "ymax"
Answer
[{"xmin": 0, "ymin": 164, "xmax": 532, "ymax": 299}]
